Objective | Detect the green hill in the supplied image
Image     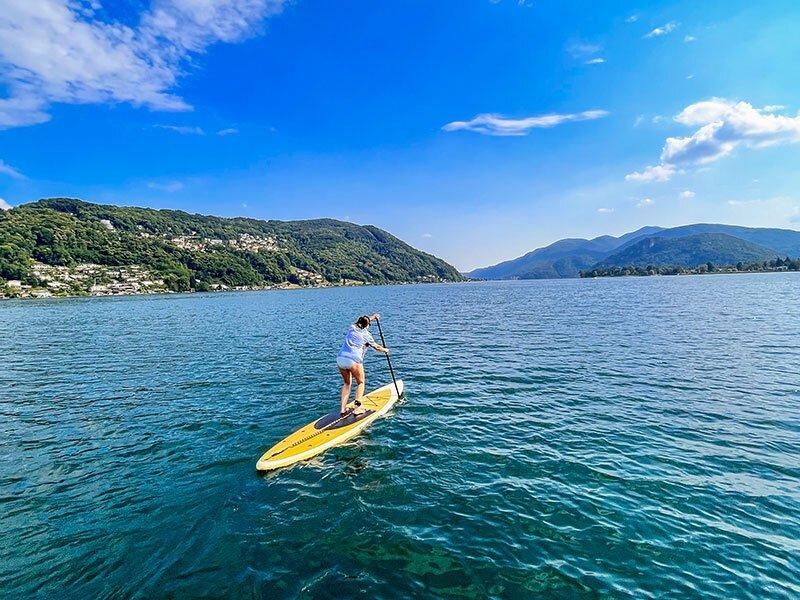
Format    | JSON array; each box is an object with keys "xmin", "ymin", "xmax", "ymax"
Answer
[
  {"xmin": 467, "ymin": 227, "xmax": 662, "ymax": 279},
  {"xmin": 593, "ymin": 233, "xmax": 779, "ymax": 269},
  {"xmin": 469, "ymin": 223, "xmax": 800, "ymax": 280},
  {"xmin": 612, "ymin": 223, "xmax": 800, "ymax": 257},
  {"xmin": 0, "ymin": 198, "xmax": 463, "ymax": 295}
]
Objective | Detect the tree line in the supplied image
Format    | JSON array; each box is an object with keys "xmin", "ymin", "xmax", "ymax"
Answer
[{"xmin": 581, "ymin": 257, "xmax": 800, "ymax": 278}]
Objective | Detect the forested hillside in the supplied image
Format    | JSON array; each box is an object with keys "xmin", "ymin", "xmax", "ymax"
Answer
[
  {"xmin": 0, "ymin": 198, "xmax": 462, "ymax": 296},
  {"xmin": 469, "ymin": 223, "xmax": 800, "ymax": 280},
  {"xmin": 592, "ymin": 233, "xmax": 779, "ymax": 269}
]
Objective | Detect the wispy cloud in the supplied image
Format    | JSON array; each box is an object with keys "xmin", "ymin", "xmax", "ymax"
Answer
[
  {"xmin": 637, "ymin": 197, "xmax": 654, "ymax": 207},
  {"xmin": 597, "ymin": 207, "xmax": 614, "ymax": 213},
  {"xmin": 626, "ymin": 99, "xmax": 800, "ymax": 182},
  {"xmin": 421, "ymin": 233, "xmax": 433, "ymax": 238},
  {"xmin": 680, "ymin": 190, "xmax": 695, "ymax": 199},
  {"xmin": 566, "ymin": 41, "xmax": 602, "ymax": 58},
  {"xmin": 626, "ymin": 15, "xmax": 639, "ymax": 23},
  {"xmin": 0, "ymin": 198, "xmax": 12, "ymax": 210},
  {"xmin": 443, "ymin": 110, "xmax": 609, "ymax": 136},
  {"xmin": 684, "ymin": 35, "xmax": 696, "ymax": 42},
  {"xmin": 0, "ymin": 159, "xmax": 24, "ymax": 179},
  {"xmin": 217, "ymin": 127, "xmax": 239, "ymax": 136},
  {"xmin": 585, "ymin": 57, "xmax": 606, "ymax": 65},
  {"xmin": 645, "ymin": 22, "xmax": 678, "ymax": 38},
  {"xmin": 0, "ymin": 0, "xmax": 288, "ymax": 130},
  {"xmin": 148, "ymin": 180, "xmax": 185, "ymax": 193},
  {"xmin": 155, "ymin": 124, "xmax": 205, "ymax": 135}
]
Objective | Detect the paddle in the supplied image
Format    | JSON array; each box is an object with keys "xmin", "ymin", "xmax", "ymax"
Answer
[{"xmin": 375, "ymin": 317, "xmax": 402, "ymax": 398}]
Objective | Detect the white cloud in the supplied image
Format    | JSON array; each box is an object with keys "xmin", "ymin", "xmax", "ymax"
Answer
[
  {"xmin": 626, "ymin": 99, "xmax": 800, "ymax": 182},
  {"xmin": 217, "ymin": 127, "xmax": 238, "ymax": 136},
  {"xmin": 148, "ymin": 180, "xmax": 184, "ymax": 192},
  {"xmin": 442, "ymin": 110, "xmax": 609, "ymax": 136},
  {"xmin": 585, "ymin": 58, "xmax": 606, "ymax": 65},
  {"xmin": 421, "ymin": 233, "xmax": 433, "ymax": 238},
  {"xmin": 0, "ymin": 159, "xmax": 25, "ymax": 179},
  {"xmin": 645, "ymin": 22, "xmax": 678, "ymax": 38},
  {"xmin": 763, "ymin": 105, "xmax": 786, "ymax": 112},
  {"xmin": 637, "ymin": 197, "xmax": 654, "ymax": 207},
  {"xmin": 634, "ymin": 115, "xmax": 644, "ymax": 127},
  {"xmin": 597, "ymin": 207, "xmax": 614, "ymax": 213},
  {"xmin": 0, "ymin": 198, "xmax": 12, "ymax": 210},
  {"xmin": 0, "ymin": 95, "xmax": 51, "ymax": 128},
  {"xmin": 680, "ymin": 190, "xmax": 695, "ymax": 199},
  {"xmin": 684, "ymin": 35, "xmax": 696, "ymax": 42},
  {"xmin": 626, "ymin": 15, "xmax": 639, "ymax": 23},
  {"xmin": 686, "ymin": 74, "xmax": 695, "ymax": 80},
  {"xmin": 652, "ymin": 115, "xmax": 665, "ymax": 124},
  {"xmin": 626, "ymin": 164, "xmax": 676, "ymax": 182},
  {"xmin": 155, "ymin": 124, "xmax": 205, "ymax": 135},
  {"xmin": 0, "ymin": 0, "xmax": 287, "ymax": 129}
]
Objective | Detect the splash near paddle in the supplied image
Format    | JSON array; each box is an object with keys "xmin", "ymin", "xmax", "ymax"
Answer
[{"xmin": 256, "ymin": 379, "xmax": 404, "ymax": 471}]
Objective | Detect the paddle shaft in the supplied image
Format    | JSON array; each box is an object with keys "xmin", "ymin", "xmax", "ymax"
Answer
[{"xmin": 375, "ymin": 317, "xmax": 401, "ymax": 398}]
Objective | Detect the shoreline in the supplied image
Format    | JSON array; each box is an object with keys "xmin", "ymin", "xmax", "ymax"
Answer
[{"xmin": 0, "ymin": 278, "xmax": 466, "ymax": 302}]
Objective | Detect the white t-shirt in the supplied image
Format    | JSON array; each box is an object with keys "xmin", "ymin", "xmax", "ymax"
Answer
[{"xmin": 337, "ymin": 324, "xmax": 375, "ymax": 364}]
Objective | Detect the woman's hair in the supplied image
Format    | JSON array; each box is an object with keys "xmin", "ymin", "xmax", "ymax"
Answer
[{"xmin": 355, "ymin": 315, "xmax": 370, "ymax": 329}]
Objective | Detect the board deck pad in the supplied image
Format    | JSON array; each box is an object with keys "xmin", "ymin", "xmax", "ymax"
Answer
[
  {"xmin": 256, "ymin": 379, "xmax": 404, "ymax": 471},
  {"xmin": 314, "ymin": 409, "xmax": 375, "ymax": 430}
]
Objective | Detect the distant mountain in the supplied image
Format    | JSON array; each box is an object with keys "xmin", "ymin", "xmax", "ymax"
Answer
[
  {"xmin": 0, "ymin": 198, "xmax": 463, "ymax": 294},
  {"xmin": 594, "ymin": 233, "xmax": 779, "ymax": 269},
  {"xmin": 614, "ymin": 223, "xmax": 800, "ymax": 257},
  {"xmin": 468, "ymin": 223, "xmax": 800, "ymax": 280},
  {"xmin": 467, "ymin": 226, "xmax": 663, "ymax": 279}
]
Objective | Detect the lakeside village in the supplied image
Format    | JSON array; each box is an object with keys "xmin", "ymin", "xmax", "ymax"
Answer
[
  {"xmin": 0, "ymin": 261, "xmax": 344, "ymax": 299},
  {"xmin": 0, "ymin": 231, "xmax": 450, "ymax": 300},
  {"xmin": 0, "ymin": 263, "xmax": 444, "ymax": 299},
  {"xmin": 0, "ymin": 232, "xmax": 361, "ymax": 300}
]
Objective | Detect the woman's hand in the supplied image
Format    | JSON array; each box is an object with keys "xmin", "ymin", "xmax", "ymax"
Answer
[{"xmin": 370, "ymin": 312, "xmax": 381, "ymax": 321}]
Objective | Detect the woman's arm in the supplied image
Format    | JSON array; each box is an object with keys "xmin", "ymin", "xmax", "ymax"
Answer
[{"xmin": 371, "ymin": 343, "xmax": 389, "ymax": 354}]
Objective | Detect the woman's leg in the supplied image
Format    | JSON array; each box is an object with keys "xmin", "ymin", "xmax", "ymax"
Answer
[
  {"xmin": 339, "ymin": 368, "xmax": 352, "ymax": 414},
  {"xmin": 352, "ymin": 363, "xmax": 366, "ymax": 412}
]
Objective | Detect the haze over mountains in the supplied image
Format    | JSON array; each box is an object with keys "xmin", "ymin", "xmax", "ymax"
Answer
[{"xmin": 467, "ymin": 224, "xmax": 800, "ymax": 280}]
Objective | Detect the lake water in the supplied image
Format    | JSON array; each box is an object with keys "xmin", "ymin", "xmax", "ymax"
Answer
[{"xmin": 1, "ymin": 275, "xmax": 799, "ymax": 598}]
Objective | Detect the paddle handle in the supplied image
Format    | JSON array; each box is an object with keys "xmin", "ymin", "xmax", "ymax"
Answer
[{"xmin": 375, "ymin": 317, "xmax": 401, "ymax": 398}]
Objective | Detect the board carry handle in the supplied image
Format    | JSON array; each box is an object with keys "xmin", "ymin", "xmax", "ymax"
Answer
[{"xmin": 375, "ymin": 317, "xmax": 402, "ymax": 399}]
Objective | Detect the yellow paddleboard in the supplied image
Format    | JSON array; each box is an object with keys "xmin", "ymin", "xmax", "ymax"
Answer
[{"xmin": 256, "ymin": 379, "xmax": 404, "ymax": 471}]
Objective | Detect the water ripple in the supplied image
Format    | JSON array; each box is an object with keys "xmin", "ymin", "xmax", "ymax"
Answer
[{"xmin": 1, "ymin": 276, "xmax": 799, "ymax": 598}]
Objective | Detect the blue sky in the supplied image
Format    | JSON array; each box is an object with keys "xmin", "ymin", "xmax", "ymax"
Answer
[{"xmin": 1, "ymin": 0, "xmax": 800, "ymax": 270}]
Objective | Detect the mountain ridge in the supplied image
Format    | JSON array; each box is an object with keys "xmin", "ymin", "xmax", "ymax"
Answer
[
  {"xmin": 468, "ymin": 223, "xmax": 800, "ymax": 280},
  {"xmin": 595, "ymin": 233, "xmax": 779, "ymax": 269},
  {"xmin": 0, "ymin": 198, "xmax": 463, "ymax": 296}
]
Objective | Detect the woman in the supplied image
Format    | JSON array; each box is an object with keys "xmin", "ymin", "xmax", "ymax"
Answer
[{"xmin": 336, "ymin": 313, "xmax": 390, "ymax": 415}]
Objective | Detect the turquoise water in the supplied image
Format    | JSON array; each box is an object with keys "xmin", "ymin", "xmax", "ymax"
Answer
[{"xmin": 1, "ymin": 276, "xmax": 799, "ymax": 598}]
